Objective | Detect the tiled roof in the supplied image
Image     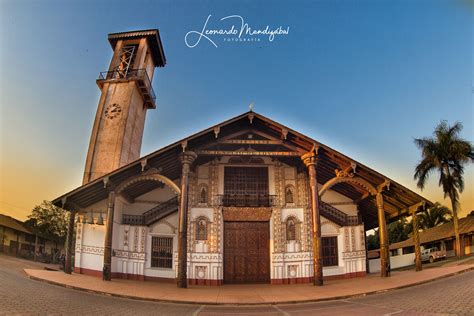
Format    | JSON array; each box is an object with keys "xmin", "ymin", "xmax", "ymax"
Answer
[
  {"xmin": 389, "ymin": 216, "xmax": 474, "ymax": 250},
  {"xmin": 0, "ymin": 214, "xmax": 32, "ymax": 235}
]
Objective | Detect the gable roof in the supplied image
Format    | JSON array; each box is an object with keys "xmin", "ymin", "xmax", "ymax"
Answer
[
  {"xmin": 0, "ymin": 214, "xmax": 32, "ymax": 235},
  {"xmin": 388, "ymin": 216, "xmax": 474, "ymax": 250},
  {"xmin": 52, "ymin": 111, "xmax": 432, "ymax": 229}
]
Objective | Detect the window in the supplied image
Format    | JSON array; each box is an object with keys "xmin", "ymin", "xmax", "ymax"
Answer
[
  {"xmin": 196, "ymin": 217, "xmax": 208, "ymax": 241},
  {"xmin": 151, "ymin": 237, "xmax": 173, "ymax": 268},
  {"xmin": 114, "ymin": 44, "xmax": 138, "ymax": 78},
  {"xmin": 223, "ymin": 167, "xmax": 269, "ymax": 206},
  {"xmin": 465, "ymin": 235, "xmax": 472, "ymax": 247},
  {"xmin": 402, "ymin": 246, "xmax": 414, "ymax": 254},
  {"xmin": 285, "ymin": 185, "xmax": 294, "ymax": 204},
  {"xmin": 445, "ymin": 239, "xmax": 453, "ymax": 251},
  {"xmin": 25, "ymin": 234, "xmax": 35, "ymax": 243},
  {"xmin": 286, "ymin": 217, "xmax": 297, "ymax": 241},
  {"xmin": 322, "ymin": 237, "xmax": 338, "ymax": 267}
]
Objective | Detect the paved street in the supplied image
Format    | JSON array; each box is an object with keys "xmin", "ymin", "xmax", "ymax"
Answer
[{"xmin": 1, "ymin": 254, "xmax": 473, "ymax": 315}]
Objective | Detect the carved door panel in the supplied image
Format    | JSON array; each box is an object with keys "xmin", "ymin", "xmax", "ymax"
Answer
[{"xmin": 224, "ymin": 221, "xmax": 270, "ymax": 284}]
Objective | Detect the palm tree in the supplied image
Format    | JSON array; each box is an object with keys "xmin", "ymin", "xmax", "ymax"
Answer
[
  {"xmin": 414, "ymin": 121, "xmax": 474, "ymax": 258},
  {"xmin": 417, "ymin": 203, "xmax": 452, "ymax": 230}
]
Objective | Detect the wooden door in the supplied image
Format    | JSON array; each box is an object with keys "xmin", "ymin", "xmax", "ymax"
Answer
[{"xmin": 224, "ymin": 221, "xmax": 270, "ymax": 284}]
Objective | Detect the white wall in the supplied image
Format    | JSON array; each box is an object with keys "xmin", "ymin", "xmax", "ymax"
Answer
[{"xmin": 369, "ymin": 253, "xmax": 416, "ymax": 273}]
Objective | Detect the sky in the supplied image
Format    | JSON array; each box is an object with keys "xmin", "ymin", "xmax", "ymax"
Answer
[{"xmin": 0, "ymin": 0, "xmax": 473, "ymax": 221}]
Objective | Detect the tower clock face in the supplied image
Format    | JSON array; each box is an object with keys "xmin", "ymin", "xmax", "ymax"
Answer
[{"xmin": 104, "ymin": 103, "xmax": 122, "ymax": 119}]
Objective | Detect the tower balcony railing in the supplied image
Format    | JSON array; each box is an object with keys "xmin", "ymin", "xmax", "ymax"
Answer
[
  {"xmin": 97, "ymin": 68, "xmax": 156, "ymax": 109},
  {"xmin": 217, "ymin": 194, "xmax": 277, "ymax": 207}
]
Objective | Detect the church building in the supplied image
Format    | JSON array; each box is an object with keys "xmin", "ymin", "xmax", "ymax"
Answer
[{"xmin": 53, "ymin": 29, "xmax": 431, "ymax": 287}]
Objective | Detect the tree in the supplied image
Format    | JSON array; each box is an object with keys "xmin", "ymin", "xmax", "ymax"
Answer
[
  {"xmin": 27, "ymin": 201, "xmax": 69, "ymax": 262},
  {"xmin": 414, "ymin": 121, "xmax": 474, "ymax": 257},
  {"xmin": 367, "ymin": 229, "xmax": 380, "ymax": 250},
  {"xmin": 388, "ymin": 219, "xmax": 410, "ymax": 244},
  {"xmin": 417, "ymin": 203, "xmax": 452, "ymax": 230}
]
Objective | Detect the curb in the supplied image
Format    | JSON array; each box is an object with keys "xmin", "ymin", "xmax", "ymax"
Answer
[{"xmin": 26, "ymin": 266, "xmax": 474, "ymax": 306}]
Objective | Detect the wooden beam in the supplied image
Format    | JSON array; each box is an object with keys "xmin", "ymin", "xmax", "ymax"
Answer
[
  {"xmin": 196, "ymin": 150, "xmax": 301, "ymax": 157},
  {"xmin": 120, "ymin": 191, "xmax": 135, "ymax": 204},
  {"xmin": 218, "ymin": 139, "xmax": 282, "ymax": 145}
]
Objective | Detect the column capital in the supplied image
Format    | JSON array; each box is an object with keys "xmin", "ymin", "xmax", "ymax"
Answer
[
  {"xmin": 301, "ymin": 146, "xmax": 319, "ymax": 167},
  {"xmin": 408, "ymin": 201, "xmax": 426, "ymax": 214},
  {"xmin": 377, "ymin": 179, "xmax": 391, "ymax": 193},
  {"xmin": 179, "ymin": 151, "xmax": 197, "ymax": 165}
]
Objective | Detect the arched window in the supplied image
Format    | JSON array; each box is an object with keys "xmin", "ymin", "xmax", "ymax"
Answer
[
  {"xmin": 196, "ymin": 217, "xmax": 208, "ymax": 241},
  {"xmin": 286, "ymin": 217, "xmax": 297, "ymax": 241},
  {"xmin": 199, "ymin": 186, "xmax": 208, "ymax": 204},
  {"xmin": 285, "ymin": 185, "xmax": 294, "ymax": 204}
]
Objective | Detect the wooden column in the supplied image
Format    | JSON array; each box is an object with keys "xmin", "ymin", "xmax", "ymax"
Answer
[
  {"xmin": 103, "ymin": 190, "xmax": 116, "ymax": 281},
  {"xmin": 376, "ymin": 192, "xmax": 390, "ymax": 277},
  {"xmin": 302, "ymin": 149, "xmax": 323, "ymax": 286},
  {"xmin": 177, "ymin": 151, "xmax": 197, "ymax": 288},
  {"xmin": 65, "ymin": 209, "xmax": 76, "ymax": 274},
  {"xmin": 411, "ymin": 205, "xmax": 422, "ymax": 272},
  {"xmin": 34, "ymin": 233, "xmax": 39, "ymax": 261}
]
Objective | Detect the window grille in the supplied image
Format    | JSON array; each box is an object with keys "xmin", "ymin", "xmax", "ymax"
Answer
[
  {"xmin": 223, "ymin": 167, "xmax": 269, "ymax": 206},
  {"xmin": 322, "ymin": 236, "xmax": 338, "ymax": 266},
  {"xmin": 151, "ymin": 236, "xmax": 173, "ymax": 268}
]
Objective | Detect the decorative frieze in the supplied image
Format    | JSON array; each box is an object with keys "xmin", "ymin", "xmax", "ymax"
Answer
[
  {"xmin": 222, "ymin": 207, "xmax": 272, "ymax": 221},
  {"xmin": 351, "ymin": 226, "xmax": 356, "ymax": 251},
  {"xmin": 272, "ymin": 252, "xmax": 312, "ymax": 261},
  {"xmin": 344, "ymin": 227, "xmax": 350, "ymax": 252},
  {"xmin": 189, "ymin": 253, "xmax": 222, "ymax": 261},
  {"xmin": 133, "ymin": 227, "xmax": 139, "ymax": 252},
  {"xmin": 114, "ymin": 249, "xmax": 146, "ymax": 261},
  {"xmin": 210, "ymin": 161, "xmax": 218, "ymax": 206},
  {"xmin": 211, "ymin": 207, "xmax": 221, "ymax": 253},
  {"xmin": 274, "ymin": 161, "xmax": 284, "ymax": 207},
  {"xmin": 140, "ymin": 227, "xmax": 146, "ymax": 253},
  {"xmin": 76, "ymin": 245, "xmax": 104, "ymax": 256},
  {"xmin": 123, "ymin": 227, "xmax": 129, "ymax": 248},
  {"xmin": 342, "ymin": 250, "xmax": 365, "ymax": 260},
  {"xmin": 272, "ymin": 208, "xmax": 284, "ymax": 253}
]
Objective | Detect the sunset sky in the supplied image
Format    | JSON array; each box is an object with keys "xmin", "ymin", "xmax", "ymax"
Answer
[{"xmin": 0, "ymin": 0, "xmax": 472, "ymax": 221}]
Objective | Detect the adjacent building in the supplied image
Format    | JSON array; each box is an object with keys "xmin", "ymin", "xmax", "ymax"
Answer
[
  {"xmin": 369, "ymin": 216, "xmax": 474, "ymax": 272},
  {"xmin": 0, "ymin": 214, "xmax": 64, "ymax": 261}
]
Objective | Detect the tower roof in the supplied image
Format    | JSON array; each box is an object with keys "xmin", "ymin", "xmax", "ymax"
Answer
[{"xmin": 108, "ymin": 29, "xmax": 166, "ymax": 67}]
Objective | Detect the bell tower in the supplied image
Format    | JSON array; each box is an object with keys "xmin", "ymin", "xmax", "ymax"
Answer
[{"xmin": 83, "ymin": 30, "xmax": 166, "ymax": 184}]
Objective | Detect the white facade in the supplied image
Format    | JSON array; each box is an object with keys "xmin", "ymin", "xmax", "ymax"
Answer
[{"xmin": 74, "ymin": 157, "xmax": 367, "ymax": 284}]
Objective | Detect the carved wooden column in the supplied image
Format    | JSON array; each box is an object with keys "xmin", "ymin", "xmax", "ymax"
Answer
[
  {"xmin": 177, "ymin": 151, "xmax": 197, "ymax": 288},
  {"xmin": 411, "ymin": 203, "xmax": 423, "ymax": 272},
  {"xmin": 376, "ymin": 192, "xmax": 389, "ymax": 277},
  {"xmin": 65, "ymin": 209, "xmax": 76, "ymax": 274},
  {"xmin": 103, "ymin": 190, "xmax": 116, "ymax": 281},
  {"xmin": 301, "ymin": 148, "xmax": 323, "ymax": 286}
]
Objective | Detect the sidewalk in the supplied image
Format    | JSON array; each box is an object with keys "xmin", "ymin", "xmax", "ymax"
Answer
[{"xmin": 25, "ymin": 263, "xmax": 474, "ymax": 305}]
